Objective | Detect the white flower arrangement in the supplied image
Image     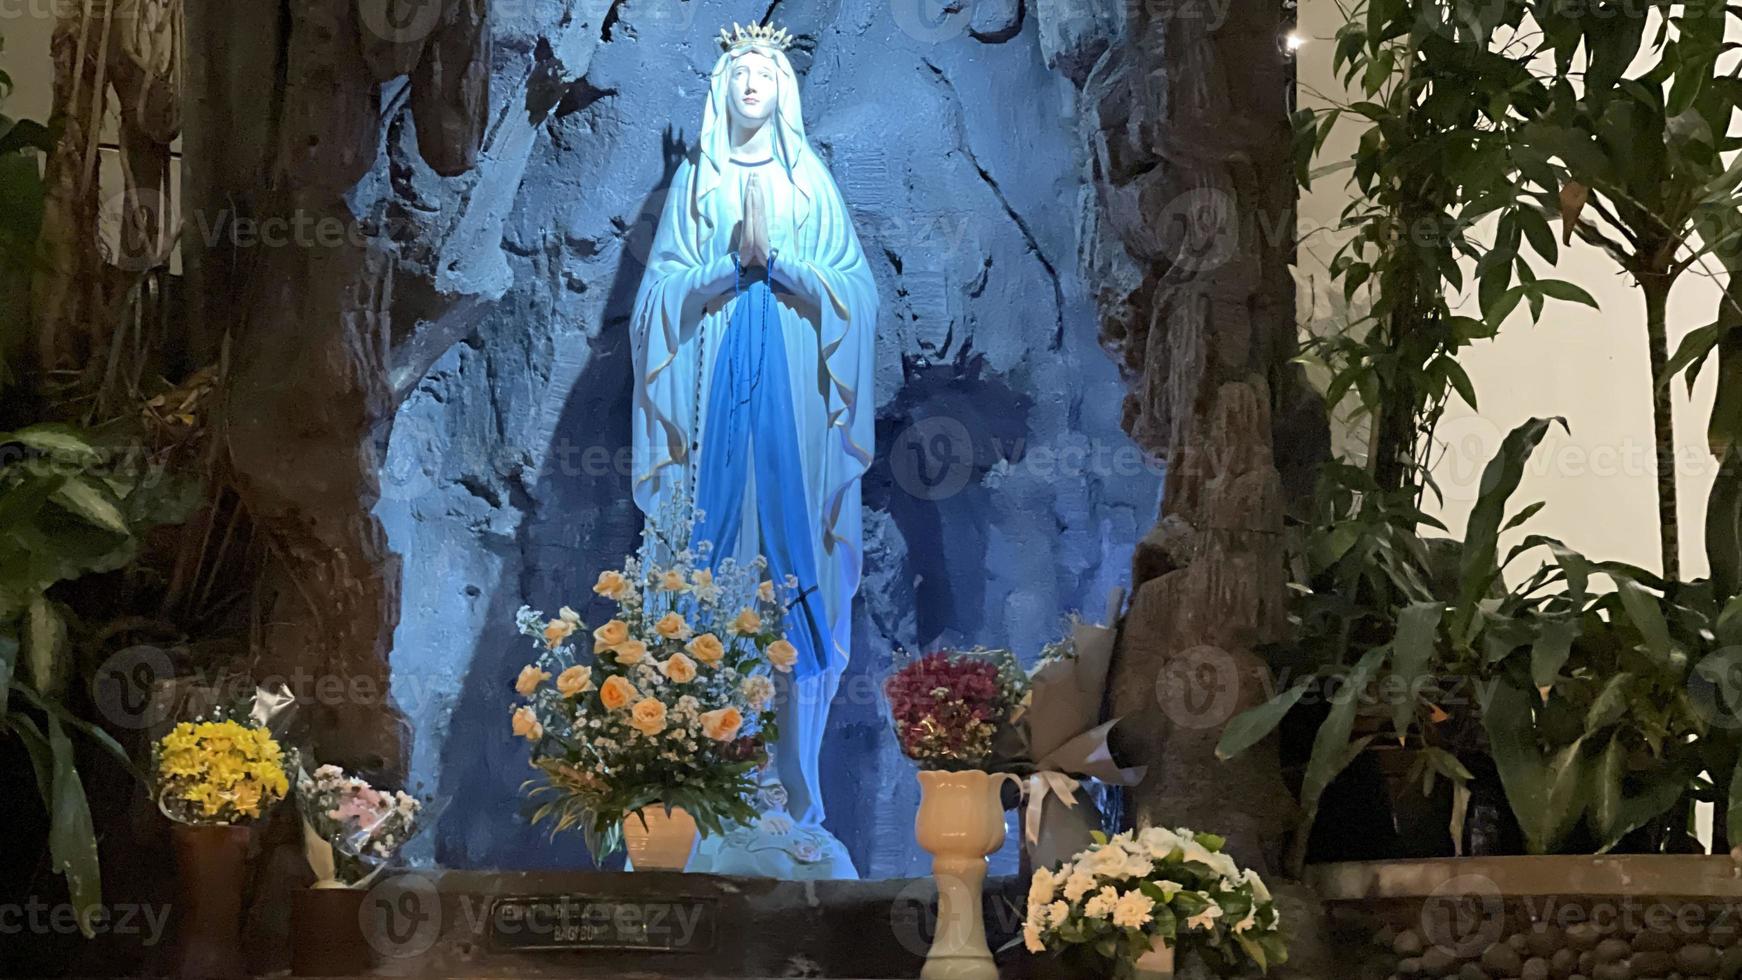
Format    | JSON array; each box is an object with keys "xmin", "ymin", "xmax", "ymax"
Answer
[
  {"xmin": 511, "ymin": 507, "xmax": 792, "ymax": 860},
  {"xmin": 294, "ymin": 763, "xmax": 424, "ymax": 887},
  {"xmin": 1023, "ymin": 827, "xmax": 1286, "ymax": 977}
]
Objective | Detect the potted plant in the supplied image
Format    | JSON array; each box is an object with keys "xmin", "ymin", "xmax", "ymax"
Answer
[
  {"xmin": 510, "ymin": 513, "xmax": 788, "ymax": 868},
  {"xmin": 1022, "ymin": 827, "xmax": 1286, "ymax": 979}
]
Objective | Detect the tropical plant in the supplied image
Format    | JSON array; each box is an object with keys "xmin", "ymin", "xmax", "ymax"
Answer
[
  {"xmin": 1516, "ymin": 0, "xmax": 1742, "ymax": 579},
  {"xmin": 1222, "ymin": 418, "xmax": 1720, "ymax": 866},
  {"xmin": 1298, "ymin": 0, "xmax": 1594, "ymax": 498},
  {"xmin": 0, "ymin": 423, "xmax": 199, "ymax": 934}
]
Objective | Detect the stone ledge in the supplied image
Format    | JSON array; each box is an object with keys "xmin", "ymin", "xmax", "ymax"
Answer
[{"xmin": 1307, "ymin": 855, "xmax": 1742, "ymax": 900}]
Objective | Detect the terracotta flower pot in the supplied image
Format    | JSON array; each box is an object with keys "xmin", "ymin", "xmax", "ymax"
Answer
[
  {"xmin": 914, "ymin": 769, "xmax": 1018, "ymax": 980},
  {"xmin": 291, "ymin": 887, "xmax": 371, "ymax": 977},
  {"xmin": 171, "ymin": 823, "xmax": 252, "ymax": 979},
  {"xmin": 623, "ymin": 805, "xmax": 698, "ymax": 870}
]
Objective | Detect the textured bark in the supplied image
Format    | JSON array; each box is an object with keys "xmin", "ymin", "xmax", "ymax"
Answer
[
  {"xmin": 181, "ymin": 0, "xmax": 499, "ymax": 777},
  {"xmin": 1049, "ymin": 0, "xmax": 1322, "ymax": 879}
]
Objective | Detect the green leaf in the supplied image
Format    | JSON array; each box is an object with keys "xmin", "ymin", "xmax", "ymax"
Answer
[
  {"xmin": 1217, "ymin": 683, "xmax": 1311, "ymax": 761},
  {"xmin": 52, "ymin": 478, "xmax": 129, "ymax": 535},
  {"xmin": 0, "ymin": 424, "xmax": 103, "ymax": 462},
  {"xmin": 1442, "ymin": 357, "xmax": 1479, "ymax": 410},
  {"xmin": 1613, "ymin": 573, "xmax": 1674, "ymax": 666},
  {"xmin": 1457, "ymin": 418, "xmax": 1566, "ymax": 629},
  {"xmin": 1707, "ymin": 451, "xmax": 1742, "ymax": 597},
  {"xmin": 25, "ymin": 595, "xmax": 66, "ymax": 699},
  {"xmin": 1533, "ymin": 279, "xmax": 1600, "ymax": 309},
  {"xmin": 1586, "ymin": 673, "xmax": 1635, "ymax": 730},
  {"xmin": 0, "ymin": 471, "xmax": 63, "ymax": 532},
  {"xmin": 1297, "ymin": 648, "xmax": 1388, "ymax": 855},
  {"xmin": 1484, "ymin": 679, "xmax": 1591, "ymax": 854},
  {"xmin": 1518, "ymin": 207, "xmax": 1559, "ymax": 264},
  {"xmin": 1390, "ymin": 602, "xmax": 1445, "ymax": 739},
  {"xmin": 45, "ymin": 716, "xmax": 101, "ymax": 936},
  {"xmin": 1503, "ymin": 501, "xmax": 1548, "ymax": 533},
  {"xmin": 1592, "ymin": 736, "xmax": 1694, "ymax": 852},
  {"xmin": 1729, "ymin": 755, "xmax": 1742, "ymax": 847},
  {"xmin": 1531, "ymin": 617, "xmax": 1579, "ymax": 691}
]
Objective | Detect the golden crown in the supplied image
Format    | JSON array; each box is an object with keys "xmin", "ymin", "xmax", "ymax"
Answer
[{"xmin": 718, "ymin": 22, "xmax": 794, "ymax": 54}]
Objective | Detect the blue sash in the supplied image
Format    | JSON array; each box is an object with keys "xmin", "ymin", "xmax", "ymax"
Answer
[{"xmin": 692, "ymin": 255, "xmax": 829, "ymax": 678}]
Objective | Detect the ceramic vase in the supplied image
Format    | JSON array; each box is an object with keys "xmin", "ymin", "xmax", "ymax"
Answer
[
  {"xmin": 1133, "ymin": 938, "xmax": 1176, "ymax": 979},
  {"xmin": 171, "ymin": 823, "xmax": 251, "ymax": 979},
  {"xmin": 914, "ymin": 769, "xmax": 1018, "ymax": 980},
  {"xmin": 623, "ymin": 804, "xmax": 698, "ymax": 870}
]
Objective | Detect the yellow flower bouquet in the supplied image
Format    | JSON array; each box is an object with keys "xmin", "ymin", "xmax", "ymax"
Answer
[
  {"xmin": 154, "ymin": 718, "xmax": 290, "ymax": 825},
  {"xmin": 511, "ymin": 518, "xmax": 792, "ymax": 861}
]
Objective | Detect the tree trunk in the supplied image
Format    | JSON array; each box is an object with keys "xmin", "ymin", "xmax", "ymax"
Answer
[
  {"xmin": 1064, "ymin": 0, "xmax": 1320, "ymax": 877},
  {"xmin": 1643, "ymin": 268, "xmax": 1680, "ymax": 581}
]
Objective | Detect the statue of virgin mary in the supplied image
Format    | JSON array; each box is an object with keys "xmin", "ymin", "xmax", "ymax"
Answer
[{"xmin": 628, "ymin": 24, "xmax": 876, "ymax": 878}]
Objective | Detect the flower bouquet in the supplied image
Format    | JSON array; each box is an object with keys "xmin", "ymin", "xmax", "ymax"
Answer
[
  {"xmin": 294, "ymin": 764, "xmax": 424, "ymax": 888},
  {"xmin": 151, "ymin": 689, "xmax": 293, "ymax": 979},
  {"xmin": 1023, "ymin": 828, "xmax": 1286, "ymax": 978},
  {"xmin": 154, "ymin": 713, "xmax": 290, "ymax": 825},
  {"xmin": 1006, "ymin": 598, "xmax": 1147, "ymax": 870},
  {"xmin": 884, "ymin": 647, "xmax": 1028, "ymax": 770},
  {"xmin": 511, "ymin": 519, "xmax": 792, "ymax": 863}
]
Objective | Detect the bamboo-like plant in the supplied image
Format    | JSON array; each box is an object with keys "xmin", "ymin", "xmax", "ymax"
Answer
[{"xmin": 1514, "ymin": 0, "xmax": 1742, "ymax": 581}]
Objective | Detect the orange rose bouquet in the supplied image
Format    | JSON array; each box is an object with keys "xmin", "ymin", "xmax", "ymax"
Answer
[{"xmin": 511, "ymin": 515, "xmax": 790, "ymax": 861}]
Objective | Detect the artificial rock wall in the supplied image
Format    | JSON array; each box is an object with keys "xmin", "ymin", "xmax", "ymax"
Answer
[{"xmin": 373, "ymin": 0, "xmax": 1160, "ymax": 878}]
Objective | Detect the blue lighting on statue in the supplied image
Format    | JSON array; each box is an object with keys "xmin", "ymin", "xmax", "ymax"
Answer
[{"xmin": 692, "ymin": 252, "xmax": 830, "ymax": 678}]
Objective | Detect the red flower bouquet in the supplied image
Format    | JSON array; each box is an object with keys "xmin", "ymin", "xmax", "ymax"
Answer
[{"xmin": 885, "ymin": 650, "xmax": 1027, "ymax": 770}]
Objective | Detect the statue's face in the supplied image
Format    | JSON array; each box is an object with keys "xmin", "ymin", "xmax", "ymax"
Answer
[{"xmin": 726, "ymin": 51, "xmax": 779, "ymax": 127}]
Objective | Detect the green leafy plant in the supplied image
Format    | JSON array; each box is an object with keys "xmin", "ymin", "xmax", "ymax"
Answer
[
  {"xmin": 1514, "ymin": 0, "xmax": 1742, "ymax": 579},
  {"xmin": 1299, "ymin": 0, "xmax": 1595, "ymax": 497},
  {"xmin": 1223, "ymin": 419, "xmax": 1720, "ymax": 866},
  {"xmin": 2, "ymin": 423, "xmax": 197, "ymax": 934}
]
